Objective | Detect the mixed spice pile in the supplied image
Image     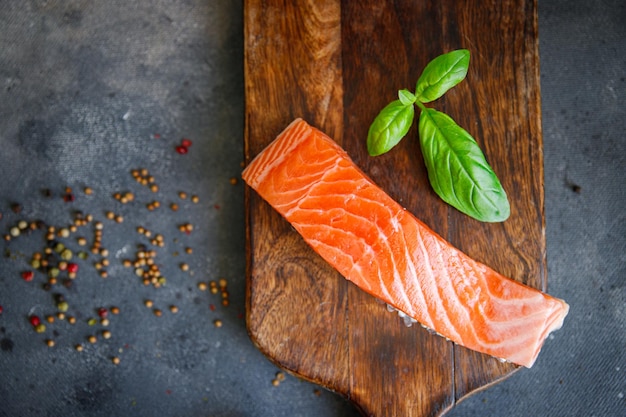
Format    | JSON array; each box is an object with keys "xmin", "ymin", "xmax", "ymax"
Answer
[{"xmin": 0, "ymin": 138, "xmax": 239, "ymax": 366}]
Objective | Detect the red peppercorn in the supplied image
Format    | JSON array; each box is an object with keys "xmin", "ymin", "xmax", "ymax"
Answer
[
  {"xmin": 63, "ymin": 193, "xmax": 75, "ymax": 202},
  {"xmin": 67, "ymin": 263, "xmax": 78, "ymax": 273},
  {"xmin": 0, "ymin": 305, "xmax": 4, "ymax": 315},
  {"xmin": 181, "ymin": 138, "xmax": 192, "ymax": 147},
  {"xmin": 175, "ymin": 145, "xmax": 188, "ymax": 155},
  {"xmin": 21, "ymin": 271, "xmax": 34, "ymax": 282},
  {"xmin": 29, "ymin": 315, "xmax": 41, "ymax": 327},
  {"xmin": 97, "ymin": 307, "xmax": 108, "ymax": 318}
]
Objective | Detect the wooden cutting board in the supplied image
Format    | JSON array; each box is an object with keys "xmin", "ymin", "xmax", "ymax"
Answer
[{"xmin": 243, "ymin": 1, "xmax": 545, "ymax": 416}]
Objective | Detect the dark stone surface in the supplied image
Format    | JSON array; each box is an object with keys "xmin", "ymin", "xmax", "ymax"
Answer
[{"xmin": 0, "ymin": 1, "xmax": 623, "ymax": 416}]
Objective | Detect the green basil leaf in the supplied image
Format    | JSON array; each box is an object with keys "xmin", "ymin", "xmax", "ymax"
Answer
[
  {"xmin": 367, "ymin": 100, "xmax": 414, "ymax": 156},
  {"xmin": 398, "ymin": 89, "xmax": 416, "ymax": 106},
  {"xmin": 418, "ymin": 108, "xmax": 510, "ymax": 222},
  {"xmin": 415, "ymin": 49, "xmax": 470, "ymax": 103}
]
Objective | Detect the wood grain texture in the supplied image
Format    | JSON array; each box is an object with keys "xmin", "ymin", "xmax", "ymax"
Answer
[{"xmin": 244, "ymin": 1, "xmax": 544, "ymax": 416}]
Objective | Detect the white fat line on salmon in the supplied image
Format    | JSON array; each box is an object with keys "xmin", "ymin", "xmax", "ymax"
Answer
[
  {"xmin": 414, "ymin": 226, "xmax": 465, "ymax": 342},
  {"xmin": 390, "ymin": 224, "xmax": 434, "ymax": 327}
]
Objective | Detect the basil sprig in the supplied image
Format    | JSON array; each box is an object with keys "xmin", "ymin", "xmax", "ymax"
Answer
[{"xmin": 367, "ymin": 49, "xmax": 510, "ymax": 222}]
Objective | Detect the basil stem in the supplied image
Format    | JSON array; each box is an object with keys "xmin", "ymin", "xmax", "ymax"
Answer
[
  {"xmin": 367, "ymin": 99, "xmax": 414, "ymax": 156},
  {"xmin": 418, "ymin": 108, "xmax": 510, "ymax": 222},
  {"xmin": 415, "ymin": 49, "xmax": 470, "ymax": 103}
]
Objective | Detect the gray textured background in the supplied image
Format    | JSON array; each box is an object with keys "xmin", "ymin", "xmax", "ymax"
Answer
[{"xmin": 0, "ymin": 1, "xmax": 623, "ymax": 416}]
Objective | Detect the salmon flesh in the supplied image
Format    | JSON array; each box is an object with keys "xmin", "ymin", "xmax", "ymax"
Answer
[{"xmin": 243, "ymin": 118, "xmax": 569, "ymax": 368}]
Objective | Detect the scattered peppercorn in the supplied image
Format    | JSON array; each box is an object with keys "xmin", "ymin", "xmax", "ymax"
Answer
[
  {"xmin": 60, "ymin": 248, "xmax": 73, "ymax": 261},
  {"xmin": 213, "ymin": 319, "xmax": 222, "ymax": 328},
  {"xmin": 111, "ymin": 356, "xmax": 120, "ymax": 365}
]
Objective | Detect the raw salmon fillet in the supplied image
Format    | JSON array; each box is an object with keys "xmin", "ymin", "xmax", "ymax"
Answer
[{"xmin": 243, "ymin": 118, "xmax": 569, "ymax": 368}]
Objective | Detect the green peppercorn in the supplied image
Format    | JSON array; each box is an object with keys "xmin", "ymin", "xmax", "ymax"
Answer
[
  {"xmin": 60, "ymin": 248, "xmax": 73, "ymax": 260},
  {"xmin": 57, "ymin": 301, "xmax": 69, "ymax": 312}
]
